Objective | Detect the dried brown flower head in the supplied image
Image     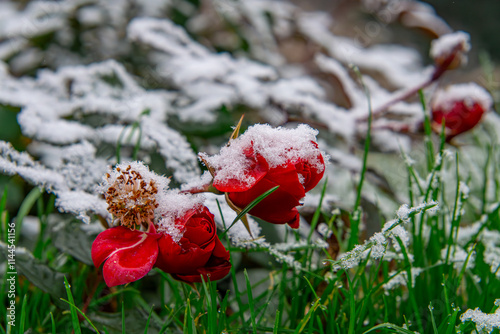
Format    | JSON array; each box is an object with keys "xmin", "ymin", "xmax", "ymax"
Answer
[{"xmin": 102, "ymin": 163, "xmax": 162, "ymax": 228}]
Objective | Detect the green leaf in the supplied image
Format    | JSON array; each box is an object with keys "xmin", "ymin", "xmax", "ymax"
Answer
[
  {"xmin": 0, "ymin": 243, "xmax": 66, "ymax": 306},
  {"xmin": 48, "ymin": 217, "xmax": 98, "ymax": 265}
]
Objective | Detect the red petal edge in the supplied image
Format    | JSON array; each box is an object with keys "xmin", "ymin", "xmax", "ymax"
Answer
[{"xmin": 91, "ymin": 226, "xmax": 160, "ymax": 287}]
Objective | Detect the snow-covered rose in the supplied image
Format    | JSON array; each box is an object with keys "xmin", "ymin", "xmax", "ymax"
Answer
[
  {"xmin": 91, "ymin": 162, "xmax": 231, "ymax": 287},
  {"xmin": 204, "ymin": 124, "xmax": 326, "ymax": 228}
]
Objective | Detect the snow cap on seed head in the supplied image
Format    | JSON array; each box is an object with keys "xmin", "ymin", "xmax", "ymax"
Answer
[
  {"xmin": 98, "ymin": 161, "xmax": 170, "ymax": 228},
  {"xmin": 98, "ymin": 161, "xmax": 207, "ymax": 243}
]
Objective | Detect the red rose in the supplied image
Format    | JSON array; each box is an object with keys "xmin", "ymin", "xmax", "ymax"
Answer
[
  {"xmin": 431, "ymin": 83, "xmax": 492, "ymax": 139},
  {"xmin": 206, "ymin": 124, "xmax": 325, "ymax": 228},
  {"xmin": 91, "ymin": 206, "xmax": 230, "ymax": 287},
  {"xmin": 92, "ymin": 163, "xmax": 231, "ymax": 287},
  {"xmin": 155, "ymin": 207, "xmax": 231, "ymax": 283}
]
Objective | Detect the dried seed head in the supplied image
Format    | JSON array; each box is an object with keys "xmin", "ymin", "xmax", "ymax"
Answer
[{"xmin": 99, "ymin": 162, "xmax": 169, "ymax": 228}]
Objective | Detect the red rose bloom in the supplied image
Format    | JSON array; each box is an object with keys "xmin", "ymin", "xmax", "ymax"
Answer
[
  {"xmin": 431, "ymin": 83, "xmax": 492, "ymax": 139},
  {"xmin": 205, "ymin": 124, "xmax": 325, "ymax": 228},
  {"xmin": 91, "ymin": 162, "xmax": 231, "ymax": 287},
  {"xmin": 155, "ymin": 207, "xmax": 231, "ymax": 283},
  {"xmin": 92, "ymin": 206, "xmax": 231, "ymax": 287}
]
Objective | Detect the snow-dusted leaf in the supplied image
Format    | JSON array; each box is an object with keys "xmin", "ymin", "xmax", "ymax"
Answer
[
  {"xmin": 0, "ymin": 243, "xmax": 66, "ymax": 306},
  {"xmin": 49, "ymin": 217, "xmax": 102, "ymax": 265}
]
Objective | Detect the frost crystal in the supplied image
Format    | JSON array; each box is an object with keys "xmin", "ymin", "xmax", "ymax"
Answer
[
  {"xmin": 441, "ymin": 245, "xmax": 475, "ymax": 270},
  {"xmin": 461, "ymin": 307, "xmax": 500, "ymax": 333},
  {"xmin": 334, "ymin": 202, "xmax": 437, "ymax": 271},
  {"xmin": 383, "ymin": 267, "xmax": 423, "ymax": 290},
  {"xmin": 155, "ymin": 191, "xmax": 205, "ymax": 243},
  {"xmin": 317, "ymin": 223, "xmax": 333, "ymax": 238}
]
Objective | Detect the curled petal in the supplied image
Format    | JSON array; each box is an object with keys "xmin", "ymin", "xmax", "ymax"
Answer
[{"xmin": 91, "ymin": 226, "xmax": 160, "ymax": 287}]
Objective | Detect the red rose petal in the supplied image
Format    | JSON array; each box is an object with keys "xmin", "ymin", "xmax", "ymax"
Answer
[
  {"xmin": 182, "ymin": 209, "xmax": 216, "ymax": 247},
  {"xmin": 172, "ymin": 259, "xmax": 232, "ymax": 283},
  {"xmin": 213, "ymin": 153, "xmax": 269, "ymax": 192},
  {"xmin": 91, "ymin": 226, "xmax": 160, "ymax": 287},
  {"xmin": 155, "ymin": 234, "xmax": 214, "ymax": 274},
  {"xmin": 172, "ymin": 240, "xmax": 231, "ymax": 283},
  {"xmin": 228, "ymin": 163, "xmax": 304, "ymax": 227}
]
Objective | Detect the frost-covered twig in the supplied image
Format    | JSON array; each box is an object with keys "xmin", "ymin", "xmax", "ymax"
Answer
[{"xmin": 330, "ymin": 201, "xmax": 438, "ymax": 271}]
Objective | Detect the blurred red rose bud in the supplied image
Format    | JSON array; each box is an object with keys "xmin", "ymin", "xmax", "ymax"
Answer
[
  {"xmin": 431, "ymin": 83, "xmax": 493, "ymax": 139},
  {"xmin": 430, "ymin": 31, "xmax": 470, "ymax": 71}
]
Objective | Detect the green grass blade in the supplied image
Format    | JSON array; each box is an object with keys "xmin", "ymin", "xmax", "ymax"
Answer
[
  {"xmin": 63, "ymin": 276, "xmax": 82, "ymax": 334},
  {"xmin": 15, "ymin": 187, "xmax": 42, "ymax": 242},
  {"xmin": 50, "ymin": 312, "xmax": 56, "ymax": 334},
  {"xmin": 183, "ymin": 298, "xmax": 196, "ymax": 334},
  {"xmin": 396, "ymin": 237, "xmax": 424, "ymax": 334},
  {"xmin": 445, "ymin": 306, "xmax": 461, "ymax": 334},
  {"xmin": 349, "ymin": 66, "xmax": 372, "ymax": 250},
  {"xmin": 419, "ymin": 89, "xmax": 435, "ymax": 171},
  {"xmin": 60, "ymin": 298, "xmax": 101, "ymax": 333},
  {"xmin": 363, "ymin": 323, "xmax": 416, "ymax": 334},
  {"xmin": 273, "ymin": 310, "xmax": 280, "ymax": 334},
  {"xmin": 307, "ymin": 179, "xmax": 328, "ymax": 243},
  {"xmin": 143, "ymin": 305, "xmax": 154, "ymax": 334},
  {"xmin": 19, "ymin": 294, "xmax": 27, "ymax": 334},
  {"xmin": 294, "ymin": 298, "xmax": 320, "ymax": 334},
  {"xmin": 347, "ymin": 275, "xmax": 356, "ymax": 334},
  {"xmin": 224, "ymin": 185, "xmax": 279, "ymax": 234},
  {"xmin": 244, "ymin": 269, "xmax": 257, "ymax": 334},
  {"xmin": 122, "ymin": 301, "xmax": 125, "ymax": 334},
  {"xmin": 428, "ymin": 302, "xmax": 439, "ymax": 334}
]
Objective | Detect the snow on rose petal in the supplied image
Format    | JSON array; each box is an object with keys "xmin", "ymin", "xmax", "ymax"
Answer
[
  {"xmin": 204, "ymin": 124, "xmax": 326, "ymax": 228},
  {"xmin": 155, "ymin": 207, "xmax": 231, "ymax": 283}
]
